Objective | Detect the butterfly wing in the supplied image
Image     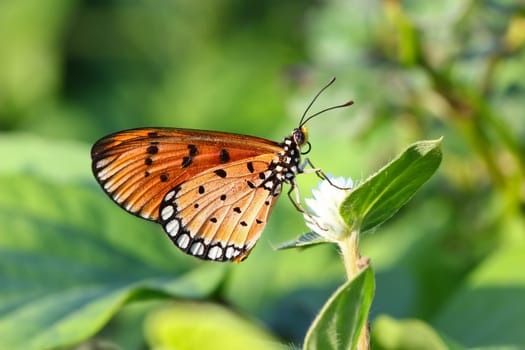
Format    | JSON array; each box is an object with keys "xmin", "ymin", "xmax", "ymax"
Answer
[
  {"xmin": 158, "ymin": 154, "xmax": 281, "ymax": 262},
  {"xmin": 91, "ymin": 128, "xmax": 283, "ymax": 221}
]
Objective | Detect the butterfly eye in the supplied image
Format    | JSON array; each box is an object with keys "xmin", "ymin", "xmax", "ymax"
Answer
[{"xmin": 292, "ymin": 127, "xmax": 308, "ymax": 147}]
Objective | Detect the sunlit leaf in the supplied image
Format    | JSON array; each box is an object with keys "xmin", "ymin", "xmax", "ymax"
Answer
[{"xmin": 145, "ymin": 302, "xmax": 284, "ymax": 350}]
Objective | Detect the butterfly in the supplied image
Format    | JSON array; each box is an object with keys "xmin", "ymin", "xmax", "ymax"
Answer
[{"xmin": 91, "ymin": 77, "xmax": 352, "ymax": 262}]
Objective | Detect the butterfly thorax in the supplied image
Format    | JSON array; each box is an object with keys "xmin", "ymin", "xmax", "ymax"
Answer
[{"xmin": 259, "ymin": 132, "xmax": 303, "ymax": 196}]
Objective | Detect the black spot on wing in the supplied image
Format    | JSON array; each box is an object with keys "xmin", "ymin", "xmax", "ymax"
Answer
[
  {"xmin": 214, "ymin": 169, "xmax": 227, "ymax": 178},
  {"xmin": 188, "ymin": 144, "xmax": 198, "ymax": 157},
  {"xmin": 146, "ymin": 145, "xmax": 158, "ymax": 154},
  {"xmin": 219, "ymin": 149, "xmax": 230, "ymax": 163},
  {"xmin": 181, "ymin": 156, "xmax": 192, "ymax": 168}
]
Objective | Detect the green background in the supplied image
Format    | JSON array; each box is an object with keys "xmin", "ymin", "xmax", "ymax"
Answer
[{"xmin": 1, "ymin": 0, "xmax": 524, "ymax": 349}]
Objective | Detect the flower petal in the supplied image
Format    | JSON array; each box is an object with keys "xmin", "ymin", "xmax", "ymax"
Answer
[{"xmin": 302, "ymin": 176, "xmax": 354, "ymax": 241}]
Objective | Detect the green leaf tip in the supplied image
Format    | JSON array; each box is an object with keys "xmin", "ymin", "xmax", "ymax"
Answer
[
  {"xmin": 413, "ymin": 137, "xmax": 443, "ymax": 154},
  {"xmin": 340, "ymin": 138, "xmax": 442, "ymax": 233}
]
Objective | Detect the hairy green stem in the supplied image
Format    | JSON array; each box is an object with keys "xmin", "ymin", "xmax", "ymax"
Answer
[
  {"xmin": 338, "ymin": 231, "xmax": 369, "ymax": 350},
  {"xmin": 339, "ymin": 231, "xmax": 360, "ymax": 280}
]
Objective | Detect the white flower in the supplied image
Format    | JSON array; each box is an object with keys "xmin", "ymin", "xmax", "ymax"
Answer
[{"xmin": 304, "ymin": 176, "xmax": 353, "ymax": 241}]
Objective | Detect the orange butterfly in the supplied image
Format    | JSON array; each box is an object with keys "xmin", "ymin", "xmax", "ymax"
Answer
[{"xmin": 91, "ymin": 77, "xmax": 352, "ymax": 262}]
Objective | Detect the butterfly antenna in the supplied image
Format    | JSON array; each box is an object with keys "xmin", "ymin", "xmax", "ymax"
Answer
[
  {"xmin": 300, "ymin": 100, "xmax": 354, "ymax": 127},
  {"xmin": 298, "ymin": 77, "xmax": 353, "ymax": 127},
  {"xmin": 299, "ymin": 77, "xmax": 337, "ymax": 127}
]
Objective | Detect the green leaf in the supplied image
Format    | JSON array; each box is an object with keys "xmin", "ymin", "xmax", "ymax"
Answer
[
  {"xmin": 145, "ymin": 302, "xmax": 284, "ymax": 350},
  {"xmin": 274, "ymin": 231, "xmax": 330, "ymax": 250},
  {"xmin": 371, "ymin": 316, "xmax": 465, "ymax": 350},
  {"xmin": 303, "ymin": 265, "xmax": 375, "ymax": 350},
  {"xmin": 0, "ymin": 135, "xmax": 227, "ymax": 350},
  {"xmin": 340, "ymin": 138, "xmax": 442, "ymax": 233}
]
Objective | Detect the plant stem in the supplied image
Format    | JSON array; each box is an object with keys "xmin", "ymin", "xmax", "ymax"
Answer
[
  {"xmin": 338, "ymin": 231, "xmax": 369, "ymax": 350},
  {"xmin": 339, "ymin": 230, "xmax": 360, "ymax": 280}
]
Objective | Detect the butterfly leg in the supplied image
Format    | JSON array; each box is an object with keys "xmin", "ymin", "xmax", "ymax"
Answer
[
  {"xmin": 287, "ymin": 183, "xmax": 328, "ymax": 231},
  {"xmin": 300, "ymin": 158, "xmax": 352, "ymax": 190}
]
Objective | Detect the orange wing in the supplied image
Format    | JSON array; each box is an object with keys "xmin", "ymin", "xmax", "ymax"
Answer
[
  {"xmin": 91, "ymin": 128, "xmax": 283, "ymax": 221},
  {"xmin": 158, "ymin": 154, "xmax": 282, "ymax": 262}
]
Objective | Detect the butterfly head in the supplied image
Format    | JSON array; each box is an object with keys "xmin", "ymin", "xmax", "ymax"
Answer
[{"xmin": 292, "ymin": 126, "xmax": 308, "ymax": 147}]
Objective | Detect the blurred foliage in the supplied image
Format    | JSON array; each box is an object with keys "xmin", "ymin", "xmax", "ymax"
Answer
[
  {"xmin": 1, "ymin": 0, "xmax": 525, "ymax": 349},
  {"xmin": 144, "ymin": 302, "xmax": 283, "ymax": 350}
]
